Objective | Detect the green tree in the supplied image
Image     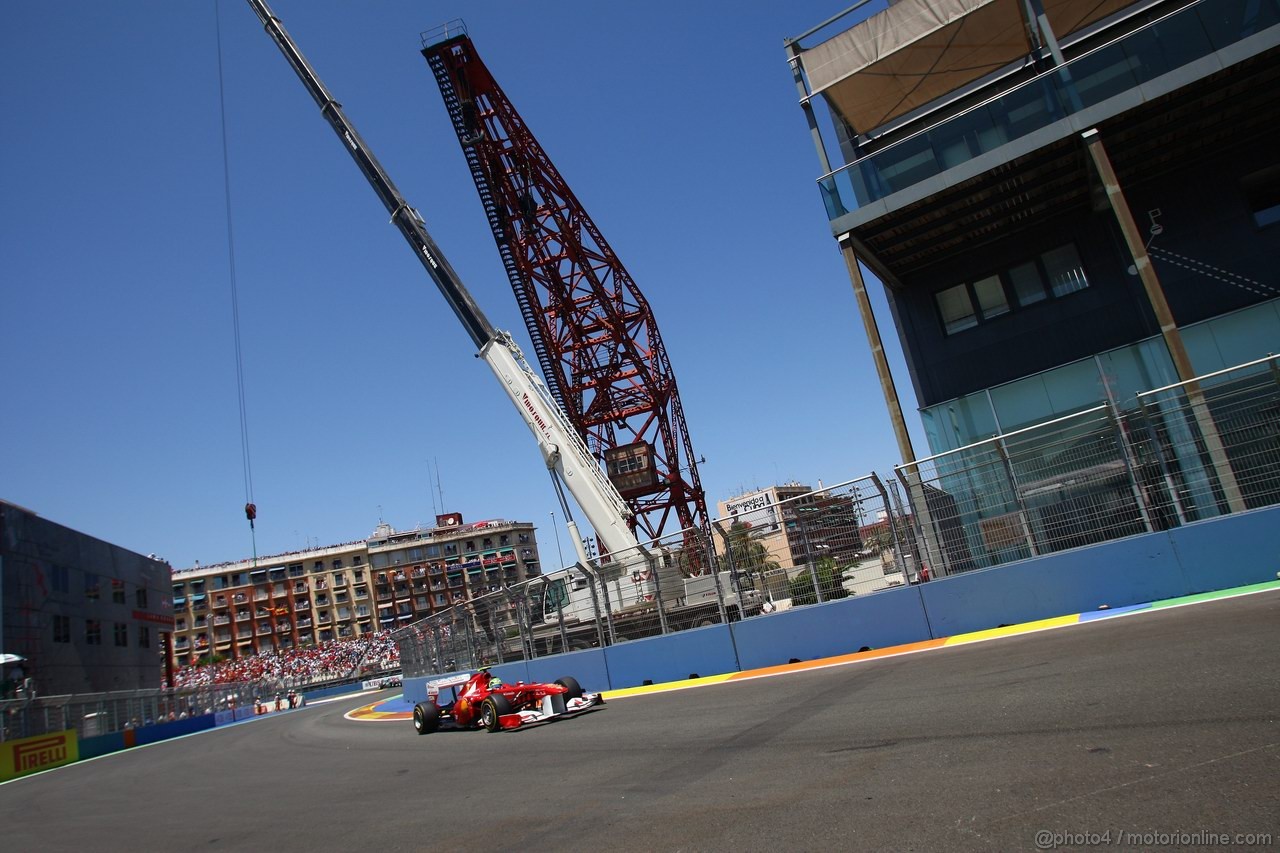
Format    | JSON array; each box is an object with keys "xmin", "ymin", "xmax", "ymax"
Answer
[
  {"xmin": 718, "ymin": 521, "xmax": 780, "ymax": 592},
  {"xmin": 787, "ymin": 556, "xmax": 850, "ymax": 606}
]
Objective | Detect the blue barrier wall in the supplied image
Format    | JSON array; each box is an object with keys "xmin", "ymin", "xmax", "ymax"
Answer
[
  {"xmin": 920, "ymin": 505, "xmax": 1280, "ymax": 637},
  {"xmin": 79, "ymin": 714, "xmax": 216, "ymax": 759},
  {"xmin": 918, "ymin": 534, "xmax": 1181, "ymax": 638},
  {"xmin": 601, "ymin": 625, "xmax": 739, "ymax": 689},
  {"xmin": 1167, "ymin": 508, "xmax": 1280, "ymax": 592},
  {"xmin": 733, "ymin": 585, "xmax": 934, "ymax": 671},
  {"xmin": 134, "ymin": 714, "xmax": 215, "ymax": 745}
]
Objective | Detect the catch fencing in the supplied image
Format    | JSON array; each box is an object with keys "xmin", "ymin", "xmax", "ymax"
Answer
[
  {"xmin": 900, "ymin": 354, "xmax": 1280, "ymax": 576},
  {"xmin": 394, "ymin": 474, "xmax": 916, "ymax": 675},
  {"xmin": 0, "ymin": 682, "xmax": 257, "ymax": 742},
  {"xmin": 396, "ymin": 353, "xmax": 1279, "ymax": 676}
]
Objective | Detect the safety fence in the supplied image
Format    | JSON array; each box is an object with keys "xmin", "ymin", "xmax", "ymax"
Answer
[
  {"xmin": 0, "ymin": 682, "xmax": 258, "ymax": 743},
  {"xmin": 394, "ymin": 474, "xmax": 918, "ymax": 675},
  {"xmin": 395, "ymin": 354, "xmax": 1279, "ymax": 676},
  {"xmin": 901, "ymin": 354, "xmax": 1280, "ymax": 576}
]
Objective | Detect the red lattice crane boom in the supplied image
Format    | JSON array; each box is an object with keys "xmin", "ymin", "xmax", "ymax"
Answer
[{"xmin": 422, "ymin": 30, "xmax": 708, "ymax": 545}]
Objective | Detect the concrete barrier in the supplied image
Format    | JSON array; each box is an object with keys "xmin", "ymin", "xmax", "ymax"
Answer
[{"xmin": 733, "ymin": 584, "xmax": 934, "ymax": 672}]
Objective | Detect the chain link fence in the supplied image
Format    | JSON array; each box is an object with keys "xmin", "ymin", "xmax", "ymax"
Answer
[{"xmin": 900, "ymin": 354, "xmax": 1280, "ymax": 577}]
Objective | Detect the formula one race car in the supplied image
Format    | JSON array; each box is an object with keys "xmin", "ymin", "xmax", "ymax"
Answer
[{"xmin": 412, "ymin": 668, "xmax": 605, "ymax": 734}]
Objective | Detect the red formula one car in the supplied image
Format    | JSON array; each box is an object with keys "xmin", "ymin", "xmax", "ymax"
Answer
[{"xmin": 412, "ymin": 668, "xmax": 605, "ymax": 735}]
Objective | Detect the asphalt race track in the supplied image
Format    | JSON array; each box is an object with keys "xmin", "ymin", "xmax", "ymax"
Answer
[{"xmin": 3, "ymin": 590, "xmax": 1277, "ymax": 852}]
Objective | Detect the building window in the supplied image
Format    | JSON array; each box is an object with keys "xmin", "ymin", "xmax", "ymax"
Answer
[
  {"xmin": 53, "ymin": 614, "xmax": 71, "ymax": 643},
  {"xmin": 85, "ymin": 573, "xmax": 100, "ymax": 601},
  {"xmin": 139, "ymin": 626, "xmax": 151, "ymax": 648},
  {"xmin": 1008, "ymin": 260, "xmax": 1047, "ymax": 306},
  {"xmin": 1242, "ymin": 165, "xmax": 1280, "ymax": 228},
  {"xmin": 972, "ymin": 274, "xmax": 1009, "ymax": 319},
  {"xmin": 111, "ymin": 579, "xmax": 126, "ymax": 605},
  {"xmin": 52, "ymin": 565, "xmax": 70, "ymax": 594},
  {"xmin": 1042, "ymin": 244, "xmax": 1088, "ymax": 297},
  {"xmin": 114, "ymin": 623, "xmax": 129, "ymax": 647},
  {"xmin": 936, "ymin": 284, "xmax": 977, "ymax": 334},
  {"xmin": 86, "ymin": 620, "xmax": 102, "ymax": 645},
  {"xmin": 136, "ymin": 587, "xmax": 148, "ymax": 609},
  {"xmin": 936, "ymin": 243, "xmax": 1089, "ymax": 335}
]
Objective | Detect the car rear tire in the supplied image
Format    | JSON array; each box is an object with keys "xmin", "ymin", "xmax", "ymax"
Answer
[
  {"xmin": 413, "ymin": 701, "xmax": 440, "ymax": 735},
  {"xmin": 481, "ymin": 694, "xmax": 512, "ymax": 733},
  {"xmin": 554, "ymin": 676, "xmax": 583, "ymax": 701}
]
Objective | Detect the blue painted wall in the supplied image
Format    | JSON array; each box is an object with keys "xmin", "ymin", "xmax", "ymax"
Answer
[
  {"xmin": 601, "ymin": 625, "xmax": 739, "ymax": 687},
  {"xmin": 733, "ymin": 585, "xmax": 934, "ymax": 671},
  {"xmin": 79, "ymin": 714, "xmax": 215, "ymax": 759}
]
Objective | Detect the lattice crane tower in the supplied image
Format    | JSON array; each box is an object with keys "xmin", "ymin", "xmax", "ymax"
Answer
[{"xmin": 422, "ymin": 29, "xmax": 709, "ymax": 546}]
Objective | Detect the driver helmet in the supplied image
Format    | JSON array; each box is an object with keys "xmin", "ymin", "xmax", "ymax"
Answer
[{"xmin": 488, "ymin": 675, "xmax": 504, "ymax": 689}]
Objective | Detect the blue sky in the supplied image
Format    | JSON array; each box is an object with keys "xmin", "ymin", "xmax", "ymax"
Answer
[{"xmin": 1, "ymin": 0, "xmax": 923, "ymax": 570}]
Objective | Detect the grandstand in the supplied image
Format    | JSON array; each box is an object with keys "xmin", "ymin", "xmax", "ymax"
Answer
[{"xmin": 167, "ymin": 631, "xmax": 399, "ymax": 689}]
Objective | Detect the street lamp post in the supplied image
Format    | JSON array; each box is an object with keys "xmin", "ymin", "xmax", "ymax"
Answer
[{"xmin": 549, "ymin": 511, "xmax": 566, "ymax": 571}]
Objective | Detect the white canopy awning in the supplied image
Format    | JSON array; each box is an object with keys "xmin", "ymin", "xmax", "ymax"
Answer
[{"xmin": 803, "ymin": 0, "xmax": 1033, "ymax": 133}]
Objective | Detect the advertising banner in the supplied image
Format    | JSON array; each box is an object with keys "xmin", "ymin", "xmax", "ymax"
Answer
[{"xmin": 0, "ymin": 729, "xmax": 79, "ymax": 781}]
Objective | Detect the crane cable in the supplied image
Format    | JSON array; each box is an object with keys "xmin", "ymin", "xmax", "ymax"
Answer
[{"xmin": 215, "ymin": 0, "xmax": 258, "ymax": 566}]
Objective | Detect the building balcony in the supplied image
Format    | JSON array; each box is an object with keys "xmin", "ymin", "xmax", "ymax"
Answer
[
  {"xmin": 173, "ymin": 638, "xmax": 190, "ymax": 649},
  {"xmin": 256, "ymin": 624, "xmax": 272, "ymax": 635},
  {"xmin": 253, "ymin": 591, "xmax": 269, "ymax": 601},
  {"xmin": 213, "ymin": 615, "xmax": 231, "ymax": 625},
  {"xmin": 232, "ymin": 593, "xmax": 248, "ymax": 603},
  {"xmin": 814, "ymin": 0, "xmax": 1280, "ymax": 221},
  {"xmin": 295, "ymin": 599, "xmax": 311, "ymax": 610}
]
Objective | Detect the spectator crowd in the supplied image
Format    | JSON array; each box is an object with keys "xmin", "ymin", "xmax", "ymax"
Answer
[{"xmin": 169, "ymin": 631, "xmax": 399, "ymax": 688}]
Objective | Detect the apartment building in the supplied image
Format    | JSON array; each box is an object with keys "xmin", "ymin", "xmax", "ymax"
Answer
[{"xmin": 168, "ymin": 514, "xmax": 540, "ymax": 669}]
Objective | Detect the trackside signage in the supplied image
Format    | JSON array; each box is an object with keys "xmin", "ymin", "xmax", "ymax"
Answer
[{"xmin": 1, "ymin": 730, "xmax": 79, "ymax": 781}]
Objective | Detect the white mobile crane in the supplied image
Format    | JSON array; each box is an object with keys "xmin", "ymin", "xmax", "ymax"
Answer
[{"xmin": 243, "ymin": 0, "xmax": 644, "ymax": 602}]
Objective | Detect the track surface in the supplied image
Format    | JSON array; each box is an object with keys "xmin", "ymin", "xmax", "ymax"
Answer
[{"xmin": 3, "ymin": 590, "xmax": 1277, "ymax": 851}]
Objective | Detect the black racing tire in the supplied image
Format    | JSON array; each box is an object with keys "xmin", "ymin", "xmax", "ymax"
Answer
[
  {"xmin": 481, "ymin": 694, "xmax": 513, "ymax": 733},
  {"xmin": 413, "ymin": 701, "xmax": 440, "ymax": 735},
  {"xmin": 554, "ymin": 676, "xmax": 583, "ymax": 701}
]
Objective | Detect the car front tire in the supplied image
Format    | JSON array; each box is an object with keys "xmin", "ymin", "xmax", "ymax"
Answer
[{"xmin": 481, "ymin": 694, "xmax": 513, "ymax": 733}]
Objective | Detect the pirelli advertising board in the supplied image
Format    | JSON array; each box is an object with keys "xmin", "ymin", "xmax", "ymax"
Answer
[{"xmin": 1, "ymin": 729, "xmax": 79, "ymax": 781}]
